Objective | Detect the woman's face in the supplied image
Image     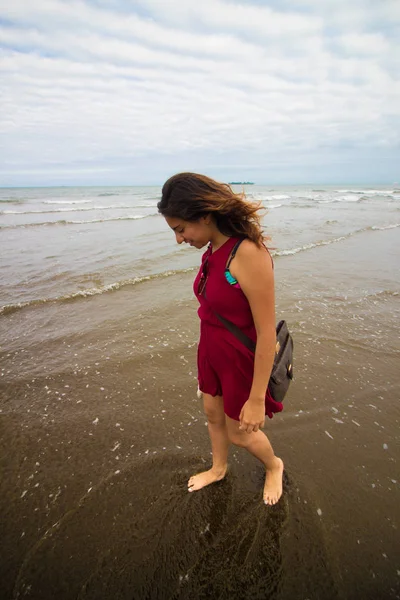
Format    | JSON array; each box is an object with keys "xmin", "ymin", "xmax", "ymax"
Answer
[{"xmin": 164, "ymin": 215, "xmax": 211, "ymax": 249}]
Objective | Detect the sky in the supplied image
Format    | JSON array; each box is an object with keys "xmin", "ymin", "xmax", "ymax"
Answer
[{"xmin": 0, "ymin": 0, "xmax": 399, "ymax": 186}]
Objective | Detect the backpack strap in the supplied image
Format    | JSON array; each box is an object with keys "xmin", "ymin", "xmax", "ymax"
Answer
[
  {"xmin": 213, "ymin": 311, "xmax": 256, "ymax": 353},
  {"xmin": 226, "ymin": 239, "xmax": 273, "ymax": 270},
  {"xmin": 225, "ymin": 239, "xmax": 244, "ymax": 270}
]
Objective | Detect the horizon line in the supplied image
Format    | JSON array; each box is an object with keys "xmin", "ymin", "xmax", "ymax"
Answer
[{"xmin": 1, "ymin": 182, "xmax": 399, "ymax": 189}]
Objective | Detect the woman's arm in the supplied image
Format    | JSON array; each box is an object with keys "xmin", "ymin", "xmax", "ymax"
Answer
[{"xmin": 230, "ymin": 239, "xmax": 276, "ymax": 432}]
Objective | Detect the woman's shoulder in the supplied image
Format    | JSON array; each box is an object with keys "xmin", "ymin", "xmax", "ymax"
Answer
[
  {"xmin": 236, "ymin": 238, "xmax": 268, "ymax": 257},
  {"xmin": 233, "ymin": 238, "xmax": 273, "ymax": 272}
]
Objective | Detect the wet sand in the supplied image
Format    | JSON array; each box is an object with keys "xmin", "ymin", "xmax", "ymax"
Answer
[{"xmin": 1, "ymin": 228, "xmax": 399, "ymax": 599}]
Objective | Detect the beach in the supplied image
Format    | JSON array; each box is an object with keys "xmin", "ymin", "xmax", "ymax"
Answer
[{"xmin": 1, "ymin": 185, "xmax": 399, "ymax": 599}]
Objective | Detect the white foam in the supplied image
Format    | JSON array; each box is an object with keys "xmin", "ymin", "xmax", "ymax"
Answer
[
  {"xmin": 337, "ymin": 195, "xmax": 362, "ymax": 202},
  {"xmin": 0, "ymin": 266, "xmax": 197, "ymax": 315},
  {"xmin": 371, "ymin": 224, "xmax": 400, "ymax": 230},
  {"xmin": 336, "ymin": 189, "xmax": 394, "ymax": 195},
  {"xmin": 274, "ymin": 236, "xmax": 347, "ymax": 256},
  {"xmin": 43, "ymin": 199, "xmax": 93, "ymax": 204},
  {"xmin": 263, "ymin": 194, "xmax": 291, "ymax": 200},
  {"xmin": 273, "ymin": 223, "xmax": 400, "ymax": 258},
  {"xmin": 69, "ymin": 215, "xmax": 150, "ymax": 224},
  {"xmin": 1, "ymin": 205, "xmax": 134, "ymax": 215}
]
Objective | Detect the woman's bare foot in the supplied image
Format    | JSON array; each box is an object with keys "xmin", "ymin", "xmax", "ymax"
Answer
[
  {"xmin": 188, "ymin": 467, "xmax": 227, "ymax": 492},
  {"xmin": 264, "ymin": 457, "xmax": 284, "ymax": 505}
]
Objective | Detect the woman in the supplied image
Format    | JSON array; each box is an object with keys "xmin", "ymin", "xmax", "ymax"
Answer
[{"xmin": 157, "ymin": 173, "xmax": 284, "ymax": 506}]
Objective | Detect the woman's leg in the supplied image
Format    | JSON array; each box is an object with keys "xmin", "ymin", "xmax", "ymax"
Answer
[
  {"xmin": 225, "ymin": 415, "xmax": 284, "ymax": 505},
  {"xmin": 188, "ymin": 393, "xmax": 230, "ymax": 492}
]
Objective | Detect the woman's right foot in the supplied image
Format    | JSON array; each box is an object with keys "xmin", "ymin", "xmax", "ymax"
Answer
[
  {"xmin": 263, "ymin": 457, "xmax": 284, "ymax": 505},
  {"xmin": 188, "ymin": 467, "xmax": 227, "ymax": 492}
]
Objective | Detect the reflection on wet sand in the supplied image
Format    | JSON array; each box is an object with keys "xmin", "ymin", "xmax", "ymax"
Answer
[{"xmin": 11, "ymin": 453, "xmax": 338, "ymax": 600}]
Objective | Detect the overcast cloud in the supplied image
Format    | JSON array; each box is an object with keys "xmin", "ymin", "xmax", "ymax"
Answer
[{"xmin": 0, "ymin": 0, "xmax": 399, "ymax": 186}]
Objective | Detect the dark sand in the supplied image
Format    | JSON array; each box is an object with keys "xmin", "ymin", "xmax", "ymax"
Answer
[{"xmin": 1, "ymin": 228, "xmax": 399, "ymax": 599}]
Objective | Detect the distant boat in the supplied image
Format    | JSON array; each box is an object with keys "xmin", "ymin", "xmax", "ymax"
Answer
[{"xmin": 229, "ymin": 181, "xmax": 254, "ymax": 185}]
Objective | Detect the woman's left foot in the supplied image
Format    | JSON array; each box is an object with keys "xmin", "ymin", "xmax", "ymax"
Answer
[
  {"xmin": 187, "ymin": 467, "xmax": 227, "ymax": 492},
  {"xmin": 264, "ymin": 457, "xmax": 284, "ymax": 505}
]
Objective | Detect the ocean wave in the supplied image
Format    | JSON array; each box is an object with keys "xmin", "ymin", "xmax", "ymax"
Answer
[
  {"xmin": 363, "ymin": 289, "xmax": 399, "ymax": 300},
  {"xmin": 1, "ymin": 205, "xmax": 134, "ymax": 215},
  {"xmin": 2, "ymin": 223, "xmax": 398, "ymax": 316},
  {"xmin": 327, "ymin": 289, "xmax": 399, "ymax": 310},
  {"xmin": 273, "ymin": 223, "xmax": 400, "ymax": 257},
  {"xmin": 336, "ymin": 195, "xmax": 363, "ymax": 202},
  {"xmin": 0, "ymin": 214, "xmax": 159, "ymax": 229},
  {"xmin": 266, "ymin": 203, "xmax": 283, "ymax": 209},
  {"xmin": 43, "ymin": 200, "xmax": 94, "ymax": 205},
  {"xmin": 273, "ymin": 237, "xmax": 346, "ymax": 256},
  {"xmin": 335, "ymin": 189, "xmax": 394, "ymax": 196},
  {"xmin": 97, "ymin": 192, "xmax": 119, "ymax": 197},
  {"xmin": 0, "ymin": 267, "xmax": 197, "ymax": 316},
  {"xmin": 370, "ymin": 223, "xmax": 400, "ymax": 231},
  {"xmin": 0, "ymin": 198, "xmax": 26, "ymax": 203},
  {"xmin": 318, "ymin": 195, "xmax": 364, "ymax": 204},
  {"xmin": 263, "ymin": 194, "xmax": 290, "ymax": 200}
]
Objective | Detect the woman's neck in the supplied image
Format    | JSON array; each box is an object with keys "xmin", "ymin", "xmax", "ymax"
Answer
[{"xmin": 209, "ymin": 229, "xmax": 230, "ymax": 252}]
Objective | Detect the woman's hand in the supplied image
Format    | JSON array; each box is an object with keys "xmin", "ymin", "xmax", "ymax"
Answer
[{"xmin": 239, "ymin": 396, "xmax": 265, "ymax": 433}]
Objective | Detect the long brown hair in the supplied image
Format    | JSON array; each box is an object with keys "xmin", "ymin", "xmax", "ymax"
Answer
[{"xmin": 157, "ymin": 172, "xmax": 265, "ymax": 247}]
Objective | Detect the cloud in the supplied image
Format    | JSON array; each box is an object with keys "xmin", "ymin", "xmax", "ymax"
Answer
[{"xmin": 0, "ymin": 0, "xmax": 399, "ymax": 185}]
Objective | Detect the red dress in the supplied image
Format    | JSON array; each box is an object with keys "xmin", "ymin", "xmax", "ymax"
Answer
[{"xmin": 193, "ymin": 236, "xmax": 283, "ymax": 421}]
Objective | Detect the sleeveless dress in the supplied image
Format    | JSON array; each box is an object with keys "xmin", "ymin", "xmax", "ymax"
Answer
[{"xmin": 193, "ymin": 236, "xmax": 283, "ymax": 421}]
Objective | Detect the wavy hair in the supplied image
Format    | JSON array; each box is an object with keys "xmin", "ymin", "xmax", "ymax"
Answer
[{"xmin": 157, "ymin": 172, "xmax": 265, "ymax": 247}]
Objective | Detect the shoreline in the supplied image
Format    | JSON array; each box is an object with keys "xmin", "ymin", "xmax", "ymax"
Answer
[{"xmin": 1, "ymin": 221, "xmax": 399, "ymax": 318}]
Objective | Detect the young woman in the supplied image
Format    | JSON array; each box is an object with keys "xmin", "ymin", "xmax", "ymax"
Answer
[{"xmin": 157, "ymin": 173, "xmax": 284, "ymax": 505}]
